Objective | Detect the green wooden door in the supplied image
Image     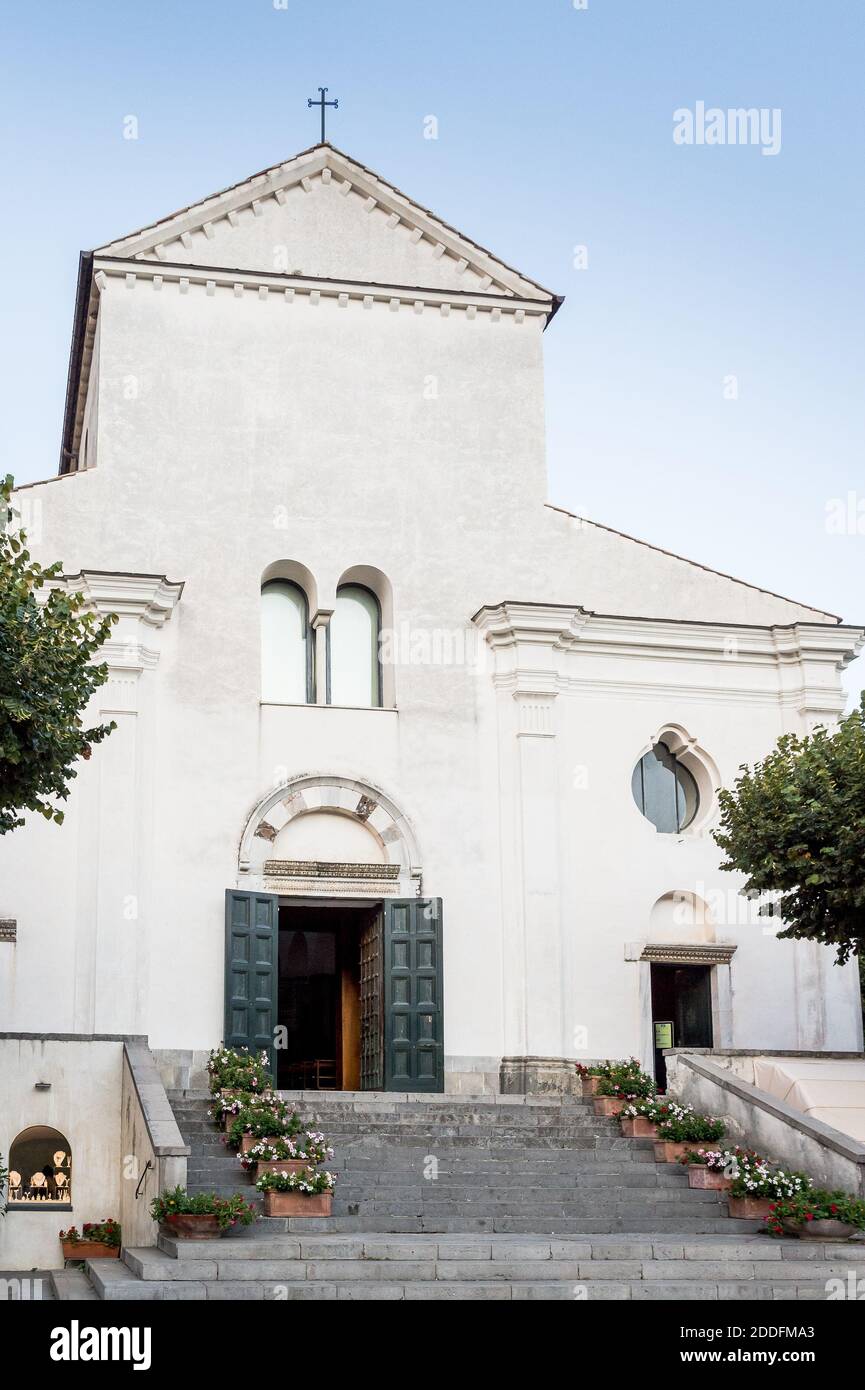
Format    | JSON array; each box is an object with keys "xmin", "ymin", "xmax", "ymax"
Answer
[
  {"xmin": 383, "ymin": 899, "xmax": 443, "ymax": 1092},
  {"xmin": 224, "ymin": 890, "xmax": 279, "ymax": 1071}
]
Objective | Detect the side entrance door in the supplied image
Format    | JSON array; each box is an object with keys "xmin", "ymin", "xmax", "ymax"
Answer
[
  {"xmin": 224, "ymin": 890, "xmax": 279, "ymax": 1072},
  {"xmin": 383, "ymin": 899, "xmax": 444, "ymax": 1092}
]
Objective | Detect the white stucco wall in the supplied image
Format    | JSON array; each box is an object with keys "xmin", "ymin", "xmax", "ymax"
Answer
[{"xmin": 0, "ymin": 1039, "xmax": 123, "ymax": 1271}]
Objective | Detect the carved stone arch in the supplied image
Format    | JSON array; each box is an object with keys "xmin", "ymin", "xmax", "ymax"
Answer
[{"xmin": 238, "ymin": 773, "xmax": 422, "ymax": 897}]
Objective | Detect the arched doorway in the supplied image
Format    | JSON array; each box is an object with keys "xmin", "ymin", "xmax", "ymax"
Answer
[{"xmin": 228, "ymin": 776, "xmax": 443, "ymax": 1092}]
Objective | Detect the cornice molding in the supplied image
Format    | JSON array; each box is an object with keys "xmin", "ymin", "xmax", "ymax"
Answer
[
  {"xmin": 473, "ymin": 602, "xmax": 865, "ymax": 670},
  {"xmin": 61, "ymin": 571, "xmax": 184, "ymax": 626},
  {"xmin": 636, "ymin": 943, "xmax": 738, "ymax": 966},
  {"xmin": 59, "ymin": 571, "xmax": 183, "ymax": 679},
  {"xmin": 92, "ymin": 257, "xmax": 548, "ymax": 321}
]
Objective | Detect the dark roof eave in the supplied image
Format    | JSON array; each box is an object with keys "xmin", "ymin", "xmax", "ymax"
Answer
[{"xmin": 58, "ymin": 251, "xmax": 94, "ymax": 475}]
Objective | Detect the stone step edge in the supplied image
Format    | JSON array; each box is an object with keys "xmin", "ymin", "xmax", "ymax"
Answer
[
  {"xmin": 88, "ymin": 1273, "xmax": 851, "ymax": 1302},
  {"xmin": 148, "ymin": 1239, "xmax": 862, "ymax": 1273}
]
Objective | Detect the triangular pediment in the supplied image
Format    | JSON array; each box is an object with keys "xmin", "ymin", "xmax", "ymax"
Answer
[{"xmin": 96, "ymin": 144, "xmax": 554, "ymax": 301}]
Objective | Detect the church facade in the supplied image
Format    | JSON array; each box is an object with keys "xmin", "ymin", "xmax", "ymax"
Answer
[{"xmin": 2, "ymin": 142, "xmax": 862, "ymax": 1119}]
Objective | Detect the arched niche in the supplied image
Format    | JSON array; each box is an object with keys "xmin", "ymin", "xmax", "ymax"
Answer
[
  {"xmin": 272, "ymin": 810, "xmax": 387, "ymax": 864},
  {"xmin": 649, "ymin": 890, "xmax": 717, "ymax": 944}
]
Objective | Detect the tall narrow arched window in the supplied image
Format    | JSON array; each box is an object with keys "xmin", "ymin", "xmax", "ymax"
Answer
[
  {"xmin": 328, "ymin": 584, "xmax": 381, "ymax": 707},
  {"xmin": 261, "ymin": 580, "xmax": 311, "ymax": 703}
]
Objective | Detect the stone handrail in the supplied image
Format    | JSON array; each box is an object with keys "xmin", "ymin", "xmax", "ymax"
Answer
[
  {"xmin": 121, "ymin": 1041, "xmax": 189, "ymax": 1247},
  {"xmin": 666, "ymin": 1050, "xmax": 865, "ymax": 1197}
]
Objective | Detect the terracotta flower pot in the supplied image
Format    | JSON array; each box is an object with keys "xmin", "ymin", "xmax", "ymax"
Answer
[
  {"xmin": 593, "ymin": 1096, "xmax": 627, "ymax": 1117},
  {"xmin": 621, "ymin": 1117, "xmax": 658, "ymax": 1138},
  {"xmin": 160, "ymin": 1213, "xmax": 225, "ymax": 1239},
  {"xmin": 581, "ymin": 1076, "xmax": 602, "ymax": 1098},
  {"xmin": 782, "ymin": 1217, "xmax": 859, "ymax": 1241},
  {"xmin": 688, "ymin": 1166, "xmax": 732, "ymax": 1190},
  {"xmin": 61, "ymin": 1241, "xmax": 120, "ymax": 1261},
  {"xmin": 262, "ymin": 1190, "xmax": 333, "ymax": 1217},
  {"xmin": 253, "ymin": 1158, "xmax": 312, "ymax": 1179},
  {"xmin": 653, "ymin": 1140, "xmax": 695, "ymax": 1163},
  {"xmin": 728, "ymin": 1195, "xmax": 775, "ymax": 1220}
]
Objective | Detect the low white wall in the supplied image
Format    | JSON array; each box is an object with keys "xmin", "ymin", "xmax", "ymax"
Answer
[
  {"xmin": 0, "ymin": 1035, "xmax": 189, "ymax": 1270},
  {"xmin": 666, "ymin": 1050, "xmax": 865, "ymax": 1197},
  {"xmin": 120, "ymin": 1043, "xmax": 189, "ymax": 1248},
  {"xmin": 0, "ymin": 1037, "xmax": 124, "ymax": 1271}
]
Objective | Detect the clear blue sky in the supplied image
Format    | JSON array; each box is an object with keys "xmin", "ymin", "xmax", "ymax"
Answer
[{"xmin": 2, "ymin": 0, "xmax": 863, "ymax": 697}]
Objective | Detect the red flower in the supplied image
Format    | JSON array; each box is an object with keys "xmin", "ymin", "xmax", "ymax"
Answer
[
  {"xmin": 830, "ymin": 1204, "xmax": 838, "ymax": 1214},
  {"xmin": 804, "ymin": 1212, "xmax": 813, "ymax": 1221}
]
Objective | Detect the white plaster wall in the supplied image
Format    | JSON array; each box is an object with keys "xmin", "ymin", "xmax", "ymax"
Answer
[
  {"xmin": 0, "ymin": 246, "xmax": 860, "ymax": 1078},
  {"xmin": 0, "ymin": 1039, "xmax": 123, "ymax": 1270},
  {"xmin": 152, "ymin": 179, "xmax": 496, "ymax": 293},
  {"xmin": 550, "ymin": 679, "xmax": 862, "ymax": 1065}
]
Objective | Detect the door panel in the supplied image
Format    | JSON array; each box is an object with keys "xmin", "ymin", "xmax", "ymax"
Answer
[
  {"xmin": 384, "ymin": 899, "xmax": 443, "ymax": 1092},
  {"xmin": 224, "ymin": 890, "xmax": 278, "ymax": 1071},
  {"xmin": 359, "ymin": 910, "xmax": 384, "ymax": 1090}
]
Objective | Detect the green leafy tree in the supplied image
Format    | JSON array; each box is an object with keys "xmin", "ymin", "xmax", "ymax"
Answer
[
  {"xmin": 714, "ymin": 697, "xmax": 865, "ymax": 964},
  {"xmin": 0, "ymin": 474, "xmax": 117, "ymax": 834}
]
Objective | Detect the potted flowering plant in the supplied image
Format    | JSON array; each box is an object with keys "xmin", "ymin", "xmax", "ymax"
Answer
[
  {"xmin": 726, "ymin": 1156, "xmax": 812, "ymax": 1219},
  {"xmin": 255, "ymin": 1167, "xmax": 335, "ymax": 1217},
  {"xmin": 210, "ymin": 1088, "xmax": 282, "ymax": 1128},
  {"xmin": 653, "ymin": 1109, "xmax": 724, "ymax": 1162},
  {"xmin": 765, "ymin": 1188, "xmax": 865, "ymax": 1241},
  {"xmin": 240, "ymin": 1131, "xmax": 334, "ymax": 1180},
  {"xmin": 618, "ymin": 1097, "xmax": 679, "ymax": 1138},
  {"xmin": 59, "ymin": 1219, "xmax": 121, "ymax": 1261},
  {"xmin": 576, "ymin": 1063, "xmax": 606, "ymax": 1098},
  {"xmin": 579, "ymin": 1057, "xmax": 644, "ymax": 1100},
  {"xmin": 150, "ymin": 1187, "xmax": 257, "ymax": 1239},
  {"xmin": 679, "ymin": 1145, "xmax": 759, "ymax": 1190},
  {"xmin": 592, "ymin": 1064, "xmax": 655, "ymax": 1117},
  {"xmin": 206, "ymin": 1045, "xmax": 273, "ymax": 1097},
  {"xmin": 226, "ymin": 1101, "xmax": 300, "ymax": 1153}
]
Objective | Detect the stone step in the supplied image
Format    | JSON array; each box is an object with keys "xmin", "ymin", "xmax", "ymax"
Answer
[
  {"xmin": 153, "ymin": 1231, "xmax": 861, "ymax": 1264},
  {"xmin": 87, "ymin": 1274, "xmax": 843, "ymax": 1301},
  {"xmin": 88, "ymin": 1232, "xmax": 865, "ymax": 1301},
  {"xmin": 123, "ymin": 1251, "xmax": 865, "ymax": 1286},
  {"xmin": 168, "ymin": 1091, "xmax": 593, "ymax": 1110},
  {"xmin": 173, "ymin": 1210, "xmax": 762, "ymax": 1234},
  {"xmin": 188, "ymin": 1172, "xmax": 692, "ymax": 1193},
  {"xmin": 183, "ymin": 1183, "xmax": 727, "ymax": 1213},
  {"xmin": 50, "ymin": 1267, "xmax": 99, "ymax": 1301}
]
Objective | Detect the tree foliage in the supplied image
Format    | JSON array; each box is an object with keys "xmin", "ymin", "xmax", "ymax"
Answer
[
  {"xmin": 0, "ymin": 474, "xmax": 117, "ymax": 834},
  {"xmin": 714, "ymin": 697, "xmax": 865, "ymax": 964}
]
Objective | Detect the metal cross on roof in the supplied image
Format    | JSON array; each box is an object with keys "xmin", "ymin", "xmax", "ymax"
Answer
[{"xmin": 308, "ymin": 87, "xmax": 338, "ymax": 143}]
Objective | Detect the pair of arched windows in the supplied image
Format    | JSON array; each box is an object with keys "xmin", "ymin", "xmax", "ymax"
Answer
[{"xmin": 261, "ymin": 582, "xmax": 382, "ymax": 708}]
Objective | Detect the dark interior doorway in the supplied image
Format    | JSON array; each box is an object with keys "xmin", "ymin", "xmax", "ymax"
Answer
[
  {"xmin": 650, "ymin": 963, "xmax": 713, "ymax": 1091},
  {"xmin": 277, "ymin": 902, "xmax": 382, "ymax": 1090}
]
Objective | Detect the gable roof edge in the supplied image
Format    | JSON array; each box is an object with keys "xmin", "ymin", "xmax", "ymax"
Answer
[
  {"xmin": 95, "ymin": 143, "xmax": 557, "ymax": 302},
  {"xmin": 545, "ymin": 502, "xmax": 842, "ymax": 623}
]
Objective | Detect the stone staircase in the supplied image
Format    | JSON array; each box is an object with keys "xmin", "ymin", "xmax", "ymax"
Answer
[{"xmin": 83, "ymin": 1091, "xmax": 865, "ymax": 1301}]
